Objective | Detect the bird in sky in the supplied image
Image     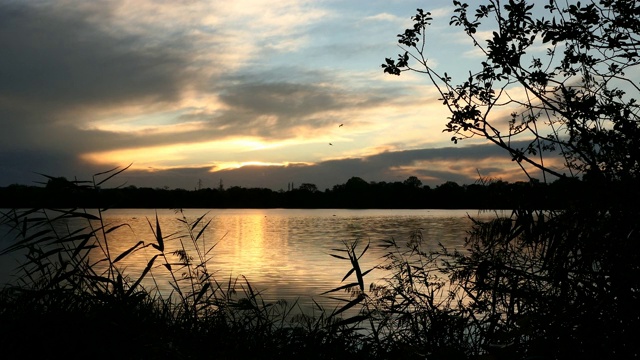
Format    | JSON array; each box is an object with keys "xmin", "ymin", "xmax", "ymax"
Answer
[
  {"xmin": 339, "ymin": 124, "xmax": 343, "ymax": 127},
  {"xmin": 329, "ymin": 143, "xmax": 333, "ymax": 146}
]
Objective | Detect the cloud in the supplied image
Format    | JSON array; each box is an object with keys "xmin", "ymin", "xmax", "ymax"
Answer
[
  {"xmin": 0, "ymin": 2, "xmax": 195, "ymax": 112},
  {"xmin": 0, "ymin": 0, "xmax": 202, "ymax": 160},
  {"xmin": 211, "ymin": 72, "xmax": 392, "ymax": 138},
  {"xmin": 363, "ymin": 12, "xmax": 404, "ymax": 23},
  {"xmin": 0, "ymin": 1, "xmax": 327, "ymax": 173},
  {"xmin": 0, "ymin": 0, "xmax": 411, "ymax": 147},
  {"xmin": 77, "ymin": 64, "xmax": 410, "ymax": 154},
  {"xmin": 98, "ymin": 139, "xmax": 564, "ymax": 191},
  {"xmin": 0, "ymin": 0, "xmax": 563, "ymax": 192}
]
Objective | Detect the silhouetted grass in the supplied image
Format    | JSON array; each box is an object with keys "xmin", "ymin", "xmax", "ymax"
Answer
[
  {"xmin": 0, "ymin": 168, "xmax": 375, "ymax": 359},
  {"xmin": 0, "ymin": 207, "xmax": 378, "ymax": 358},
  {"xmin": 0, "ymin": 181, "xmax": 472, "ymax": 359},
  {"xmin": 6, "ymin": 167, "xmax": 633, "ymax": 359}
]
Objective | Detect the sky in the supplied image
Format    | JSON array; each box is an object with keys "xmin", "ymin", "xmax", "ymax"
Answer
[{"xmin": 0, "ymin": 0, "xmax": 566, "ymax": 191}]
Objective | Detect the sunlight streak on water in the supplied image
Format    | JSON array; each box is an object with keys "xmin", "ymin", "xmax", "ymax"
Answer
[{"xmin": 1, "ymin": 208, "xmax": 504, "ymax": 311}]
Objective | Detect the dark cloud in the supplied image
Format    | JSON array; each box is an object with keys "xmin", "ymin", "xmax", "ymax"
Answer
[
  {"xmin": 1, "ymin": 131, "xmax": 560, "ymax": 189},
  {"xmin": 101, "ymin": 140, "xmax": 551, "ymax": 191},
  {"xmin": 0, "ymin": 2, "xmax": 194, "ymax": 111},
  {"xmin": 219, "ymin": 82, "xmax": 344, "ymax": 118},
  {"xmin": 209, "ymin": 72, "xmax": 391, "ymax": 139},
  {"xmin": 0, "ymin": 148, "xmax": 105, "ymax": 186},
  {"xmin": 0, "ymin": 0, "xmax": 199, "ymax": 179}
]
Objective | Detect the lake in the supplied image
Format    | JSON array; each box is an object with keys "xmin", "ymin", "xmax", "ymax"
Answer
[{"xmin": 0, "ymin": 208, "xmax": 504, "ymax": 311}]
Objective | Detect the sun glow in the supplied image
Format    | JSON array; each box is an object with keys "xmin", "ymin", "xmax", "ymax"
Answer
[
  {"xmin": 212, "ymin": 161, "xmax": 300, "ymax": 171},
  {"xmin": 80, "ymin": 137, "xmax": 297, "ymax": 170}
]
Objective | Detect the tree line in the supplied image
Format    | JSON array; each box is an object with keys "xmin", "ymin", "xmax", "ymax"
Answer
[{"xmin": 1, "ymin": 175, "xmax": 589, "ymax": 209}]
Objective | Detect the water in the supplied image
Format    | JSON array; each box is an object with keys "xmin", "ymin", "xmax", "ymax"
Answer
[{"xmin": 0, "ymin": 208, "xmax": 503, "ymax": 310}]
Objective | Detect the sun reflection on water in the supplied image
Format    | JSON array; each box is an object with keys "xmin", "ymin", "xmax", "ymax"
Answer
[{"xmin": 1, "ymin": 208, "xmax": 497, "ymax": 312}]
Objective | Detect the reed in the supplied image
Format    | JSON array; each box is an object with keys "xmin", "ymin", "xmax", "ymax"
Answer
[
  {"xmin": 7, "ymin": 166, "xmax": 584, "ymax": 359},
  {"xmin": 0, "ymin": 168, "xmax": 377, "ymax": 359}
]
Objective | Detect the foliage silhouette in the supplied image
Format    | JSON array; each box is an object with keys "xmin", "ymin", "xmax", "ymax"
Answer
[{"xmin": 381, "ymin": 0, "xmax": 640, "ymax": 358}]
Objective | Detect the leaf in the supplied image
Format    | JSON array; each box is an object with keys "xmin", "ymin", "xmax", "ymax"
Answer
[
  {"xmin": 32, "ymin": 247, "xmax": 65, "ymax": 262},
  {"xmin": 48, "ymin": 233, "xmax": 94, "ymax": 245},
  {"xmin": 361, "ymin": 268, "xmax": 374, "ymax": 278},
  {"xmin": 194, "ymin": 282, "xmax": 211, "ymax": 304},
  {"xmin": 113, "ymin": 241, "xmax": 144, "ymax": 263},
  {"xmin": 155, "ymin": 212, "xmax": 164, "ymax": 251},
  {"xmin": 105, "ymin": 223, "xmax": 131, "ymax": 234},
  {"xmin": 46, "ymin": 267, "xmax": 79, "ymax": 290},
  {"xmin": 147, "ymin": 212, "xmax": 164, "ymax": 252},
  {"xmin": 358, "ymin": 240, "xmax": 370, "ymax": 260},
  {"xmin": 70, "ymin": 233, "xmax": 95, "ymax": 259},
  {"xmin": 332, "ymin": 315, "xmax": 369, "ymax": 327},
  {"xmin": 348, "ymin": 252, "xmax": 365, "ymax": 292},
  {"xmin": 127, "ymin": 254, "xmax": 158, "ymax": 296},
  {"xmin": 195, "ymin": 219, "xmax": 212, "ymax": 241},
  {"xmin": 63, "ymin": 210, "xmax": 101, "ymax": 221},
  {"xmin": 330, "ymin": 293, "xmax": 364, "ymax": 318},
  {"xmin": 95, "ymin": 163, "xmax": 132, "ymax": 187},
  {"xmin": 320, "ymin": 282, "xmax": 360, "ymax": 295},
  {"xmin": 342, "ymin": 268, "xmax": 356, "ymax": 282},
  {"xmin": 83, "ymin": 275, "xmax": 116, "ymax": 285},
  {"xmin": 190, "ymin": 212, "xmax": 210, "ymax": 231},
  {"xmin": 93, "ymin": 165, "xmax": 124, "ymax": 177},
  {"xmin": 0, "ymin": 229, "xmax": 53, "ymax": 255}
]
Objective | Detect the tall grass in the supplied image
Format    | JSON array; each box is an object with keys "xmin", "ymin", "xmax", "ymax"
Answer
[
  {"xmin": 323, "ymin": 230, "xmax": 478, "ymax": 359},
  {"xmin": 7, "ymin": 167, "xmax": 602, "ymax": 359},
  {"xmin": 0, "ymin": 168, "xmax": 372, "ymax": 359}
]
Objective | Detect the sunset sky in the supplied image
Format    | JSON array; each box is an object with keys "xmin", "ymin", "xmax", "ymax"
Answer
[{"xmin": 0, "ymin": 0, "xmax": 566, "ymax": 191}]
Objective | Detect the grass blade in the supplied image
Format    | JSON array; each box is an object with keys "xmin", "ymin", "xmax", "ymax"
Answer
[
  {"xmin": 194, "ymin": 282, "xmax": 211, "ymax": 304},
  {"xmin": 147, "ymin": 212, "xmax": 164, "ymax": 252},
  {"xmin": 127, "ymin": 254, "xmax": 158, "ymax": 296},
  {"xmin": 332, "ymin": 314, "xmax": 368, "ymax": 327},
  {"xmin": 320, "ymin": 282, "xmax": 360, "ymax": 295},
  {"xmin": 104, "ymin": 223, "xmax": 131, "ymax": 234},
  {"xmin": 190, "ymin": 212, "xmax": 210, "ymax": 231},
  {"xmin": 195, "ymin": 219, "xmax": 211, "ymax": 241},
  {"xmin": 331, "ymin": 293, "xmax": 364, "ymax": 318},
  {"xmin": 113, "ymin": 240, "xmax": 145, "ymax": 263},
  {"xmin": 95, "ymin": 163, "xmax": 132, "ymax": 187}
]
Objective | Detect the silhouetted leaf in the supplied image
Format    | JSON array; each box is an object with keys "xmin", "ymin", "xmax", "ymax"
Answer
[
  {"xmin": 113, "ymin": 241, "xmax": 144, "ymax": 263},
  {"xmin": 127, "ymin": 254, "xmax": 158, "ymax": 296}
]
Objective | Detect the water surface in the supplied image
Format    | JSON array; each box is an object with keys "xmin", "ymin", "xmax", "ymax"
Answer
[{"xmin": 1, "ymin": 208, "xmax": 503, "ymax": 309}]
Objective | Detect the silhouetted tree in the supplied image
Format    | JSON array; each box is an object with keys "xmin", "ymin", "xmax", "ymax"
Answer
[
  {"xmin": 342, "ymin": 177, "xmax": 372, "ymax": 208},
  {"xmin": 433, "ymin": 180, "xmax": 465, "ymax": 208},
  {"xmin": 384, "ymin": 1, "xmax": 640, "ymax": 358},
  {"xmin": 402, "ymin": 176, "xmax": 422, "ymax": 188},
  {"xmin": 298, "ymin": 183, "xmax": 319, "ymax": 193}
]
